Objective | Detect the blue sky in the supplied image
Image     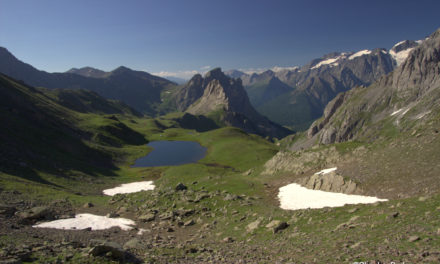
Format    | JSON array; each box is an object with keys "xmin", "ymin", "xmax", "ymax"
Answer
[{"xmin": 1, "ymin": 0, "xmax": 439, "ymax": 79}]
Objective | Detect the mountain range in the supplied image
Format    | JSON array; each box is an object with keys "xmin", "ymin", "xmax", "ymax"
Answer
[
  {"xmin": 0, "ymin": 47, "xmax": 175, "ymax": 116},
  {"xmin": 226, "ymin": 39, "xmax": 424, "ymax": 130}
]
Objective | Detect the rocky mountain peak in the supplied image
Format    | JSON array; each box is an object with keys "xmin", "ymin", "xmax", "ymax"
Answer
[
  {"xmin": 111, "ymin": 66, "xmax": 132, "ymax": 75},
  {"xmin": 391, "ymin": 29, "xmax": 440, "ymax": 97},
  {"xmin": 204, "ymin": 67, "xmax": 223, "ymax": 78},
  {"xmin": 391, "ymin": 40, "xmax": 419, "ymax": 53},
  {"xmin": 175, "ymin": 68, "xmax": 292, "ymax": 138}
]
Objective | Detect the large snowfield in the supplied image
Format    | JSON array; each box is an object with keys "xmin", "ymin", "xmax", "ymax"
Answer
[{"xmin": 278, "ymin": 168, "xmax": 388, "ymax": 210}]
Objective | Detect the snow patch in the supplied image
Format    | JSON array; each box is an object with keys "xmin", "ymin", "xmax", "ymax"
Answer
[
  {"xmin": 391, "ymin": 109, "xmax": 403, "ymax": 116},
  {"xmin": 349, "ymin": 50, "xmax": 371, "ymax": 60},
  {"xmin": 392, "ymin": 40, "xmax": 406, "ymax": 48},
  {"xmin": 278, "ymin": 183, "xmax": 387, "ymax": 210},
  {"xmin": 315, "ymin": 167, "xmax": 337, "ymax": 175},
  {"xmin": 402, "ymin": 108, "xmax": 411, "ymax": 116},
  {"xmin": 416, "ymin": 111, "xmax": 430, "ymax": 119},
  {"xmin": 33, "ymin": 213, "xmax": 135, "ymax": 231},
  {"xmin": 311, "ymin": 57, "xmax": 340, "ymax": 69},
  {"xmin": 137, "ymin": 228, "xmax": 148, "ymax": 235},
  {"xmin": 103, "ymin": 181, "xmax": 155, "ymax": 196},
  {"xmin": 390, "ymin": 48, "xmax": 414, "ymax": 66}
]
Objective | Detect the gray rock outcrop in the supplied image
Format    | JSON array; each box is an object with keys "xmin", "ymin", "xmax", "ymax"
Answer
[{"xmin": 298, "ymin": 171, "xmax": 360, "ymax": 194}]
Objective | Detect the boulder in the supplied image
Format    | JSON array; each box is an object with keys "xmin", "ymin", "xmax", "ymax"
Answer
[
  {"xmin": 298, "ymin": 171, "xmax": 359, "ymax": 194},
  {"xmin": 89, "ymin": 242, "xmax": 125, "ymax": 259},
  {"xmin": 0, "ymin": 205, "xmax": 16, "ymax": 217},
  {"xmin": 175, "ymin": 183, "xmax": 188, "ymax": 191},
  {"xmin": 183, "ymin": 219, "xmax": 195, "ymax": 226},
  {"xmin": 138, "ymin": 213, "xmax": 155, "ymax": 222},
  {"xmin": 272, "ymin": 221, "xmax": 289, "ymax": 233},
  {"xmin": 17, "ymin": 206, "xmax": 53, "ymax": 223},
  {"xmin": 246, "ymin": 219, "xmax": 262, "ymax": 232}
]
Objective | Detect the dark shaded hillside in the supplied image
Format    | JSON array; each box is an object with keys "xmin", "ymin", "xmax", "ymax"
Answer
[
  {"xmin": 0, "ymin": 48, "xmax": 176, "ymax": 115},
  {"xmin": 0, "ymin": 73, "xmax": 146, "ymax": 184},
  {"xmin": 42, "ymin": 88, "xmax": 143, "ymax": 116}
]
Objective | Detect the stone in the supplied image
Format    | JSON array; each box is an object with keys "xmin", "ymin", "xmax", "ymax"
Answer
[
  {"xmin": 138, "ymin": 213, "xmax": 155, "ymax": 222},
  {"xmin": 89, "ymin": 241, "xmax": 127, "ymax": 261},
  {"xmin": 117, "ymin": 207, "xmax": 128, "ymax": 214},
  {"xmin": 266, "ymin": 220, "xmax": 280, "ymax": 229},
  {"xmin": 0, "ymin": 258, "xmax": 22, "ymax": 264},
  {"xmin": 350, "ymin": 242, "xmax": 361, "ymax": 249},
  {"xmin": 223, "ymin": 194, "xmax": 237, "ymax": 201},
  {"xmin": 159, "ymin": 212, "xmax": 174, "ymax": 220},
  {"xmin": 17, "ymin": 206, "xmax": 53, "ymax": 223},
  {"xmin": 246, "ymin": 219, "xmax": 262, "ymax": 232},
  {"xmin": 347, "ymin": 208, "xmax": 358, "ymax": 213},
  {"xmin": 272, "ymin": 222, "xmax": 289, "ymax": 233},
  {"xmin": 222, "ymin": 237, "xmax": 234, "ymax": 243},
  {"xmin": 408, "ymin": 235, "xmax": 420, "ymax": 242},
  {"xmin": 175, "ymin": 183, "xmax": 188, "ymax": 191},
  {"xmin": 183, "ymin": 220, "xmax": 195, "ymax": 226},
  {"xmin": 106, "ymin": 212, "xmax": 119, "ymax": 218},
  {"xmin": 0, "ymin": 205, "xmax": 16, "ymax": 217},
  {"xmin": 83, "ymin": 202, "xmax": 94, "ymax": 208}
]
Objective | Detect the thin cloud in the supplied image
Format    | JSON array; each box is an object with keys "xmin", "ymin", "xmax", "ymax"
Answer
[
  {"xmin": 152, "ymin": 70, "xmax": 199, "ymax": 79},
  {"xmin": 200, "ymin": 65, "xmax": 211, "ymax": 70}
]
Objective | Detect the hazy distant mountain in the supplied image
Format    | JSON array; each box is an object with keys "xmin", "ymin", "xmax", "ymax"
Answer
[
  {"xmin": 226, "ymin": 40, "xmax": 422, "ymax": 130},
  {"xmin": 163, "ymin": 76, "xmax": 188, "ymax": 85},
  {"xmin": 175, "ymin": 68, "xmax": 292, "ymax": 139},
  {"xmin": 66, "ymin": 67, "xmax": 109, "ymax": 78},
  {"xmin": 0, "ymin": 47, "xmax": 176, "ymax": 115}
]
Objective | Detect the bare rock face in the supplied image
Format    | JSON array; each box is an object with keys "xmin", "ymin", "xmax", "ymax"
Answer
[
  {"xmin": 175, "ymin": 74, "xmax": 204, "ymax": 111},
  {"xmin": 298, "ymin": 172, "xmax": 360, "ymax": 194},
  {"xmin": 263, "ymin": 147, "xmax": 340, "ymax": 175},
  {"xmin": 179, "ymin": 68, "xmax": 292, "ymax": 139}
]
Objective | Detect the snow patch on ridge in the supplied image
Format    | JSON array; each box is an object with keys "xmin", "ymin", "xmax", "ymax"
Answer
[
  {"xmin": 33, "ymin": 213, "xmax": 136, "ymax": 231},
  {"xmin": 311, "ymin": 57, "xmax": 341, "ymax": 69},
  {"xmin": 315, "ymin": 167, "xmax": 337, "ymax": 175},
  {"xmin": 349, "ymin": 50, "xmax": 371, "ymax": 60},
  {"xmin": 103, "ymin": 181, "xmax": 155, "ymax": 196},
  {"xmin": 391, "ymin": 108, "xmax": 403, "ymax": 116}
]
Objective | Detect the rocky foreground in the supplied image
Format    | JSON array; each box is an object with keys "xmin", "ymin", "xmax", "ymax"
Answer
[{"xmin": 1, "ymin": 182, "xmax": 439, "ymax": 263}]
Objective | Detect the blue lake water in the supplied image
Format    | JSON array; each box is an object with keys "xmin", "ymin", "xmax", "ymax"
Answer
[{"xmin": 132, "ymin": 141, "xmax": 207, "ymax": 167}]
